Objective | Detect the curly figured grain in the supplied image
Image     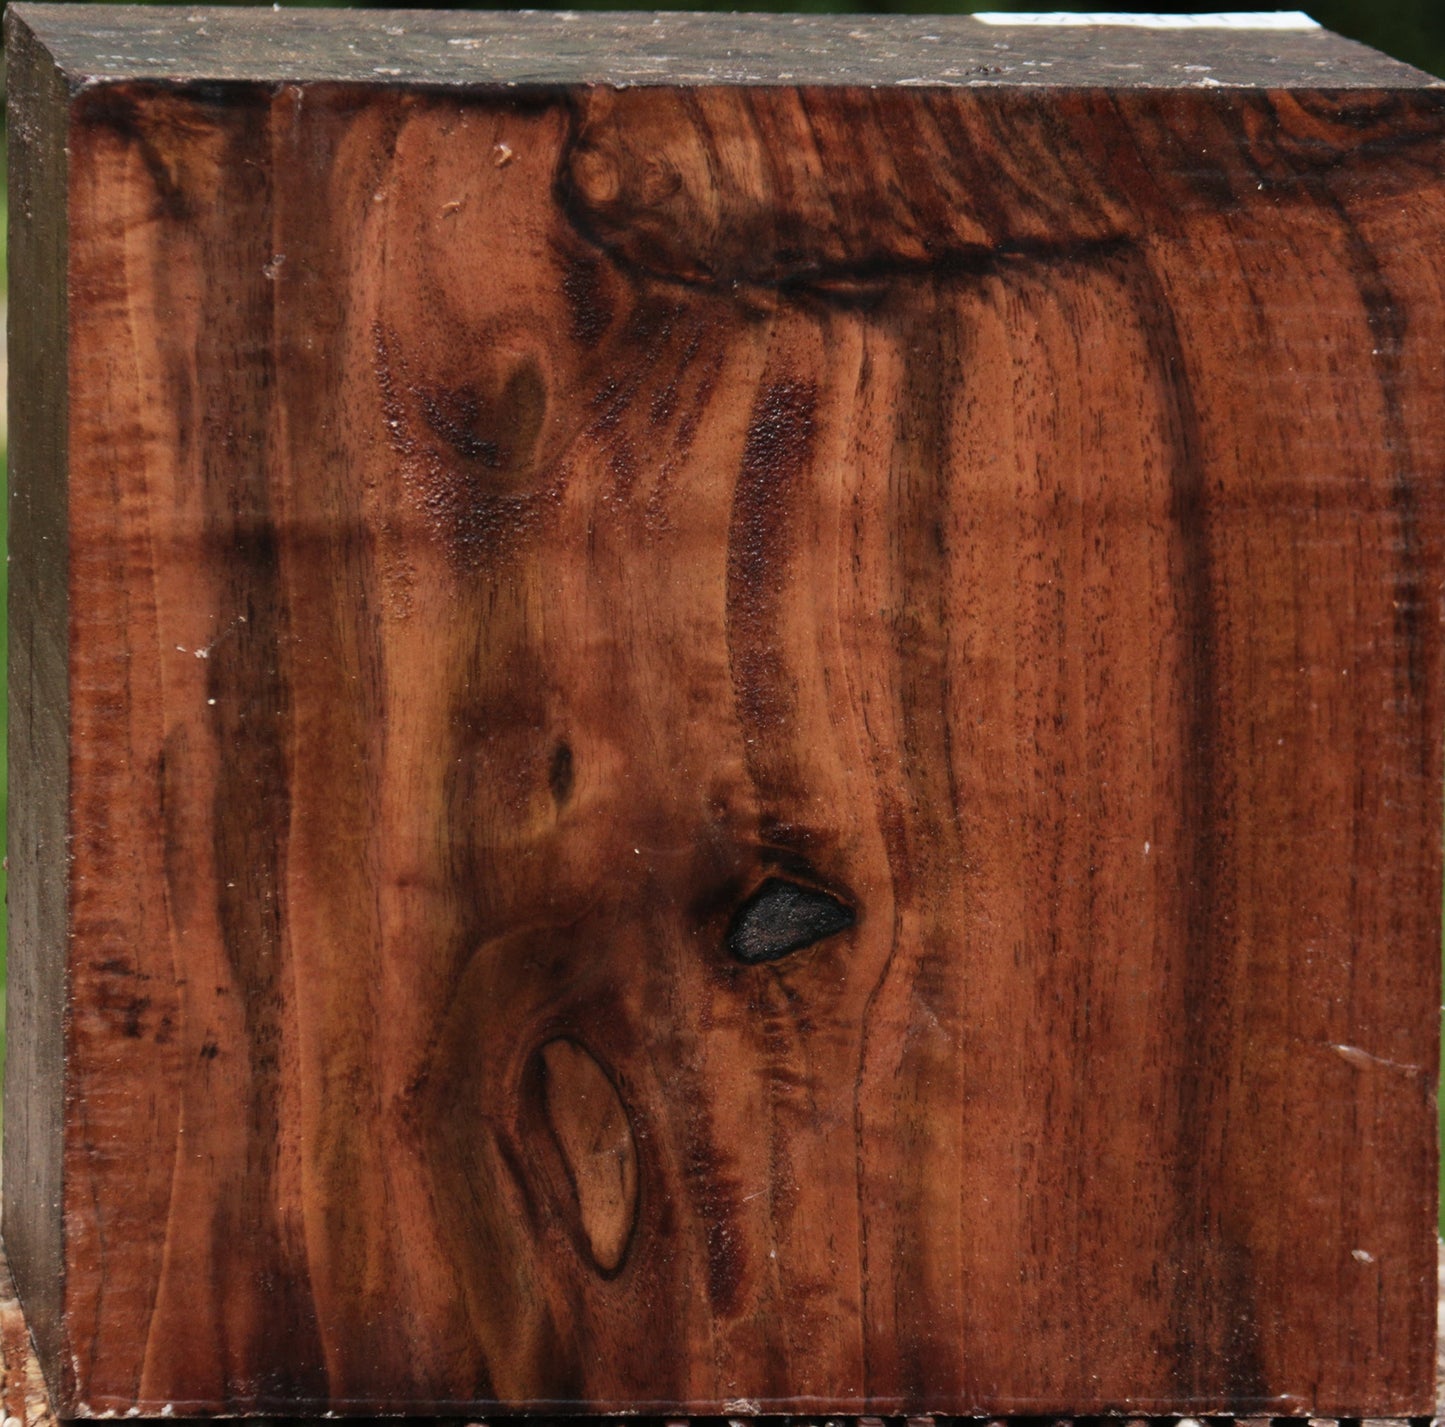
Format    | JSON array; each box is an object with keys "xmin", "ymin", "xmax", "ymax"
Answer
[{"xmin": 35, "ymin": 57, "xmax": 1445, "ymax": 1422}]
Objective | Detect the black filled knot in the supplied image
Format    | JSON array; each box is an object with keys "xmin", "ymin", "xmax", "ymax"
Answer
[{"xmin": 726, "ymin": 877, "xmax": 855, "ymax": 965}]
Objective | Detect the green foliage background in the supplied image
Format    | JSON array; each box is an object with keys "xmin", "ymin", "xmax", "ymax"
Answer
[{"xmin": 0, "ymin": 0, "xmax": 1442, "ymax": 1223}]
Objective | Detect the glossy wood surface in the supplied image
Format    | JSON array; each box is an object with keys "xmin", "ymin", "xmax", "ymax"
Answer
[
  {"xmin": 9, "ymin": 7, "xmax": 1445, "ymax": 1418},
  {"xmin": 2, "ymin": 1234, "xmax": 1445, "ymax": 1427}
]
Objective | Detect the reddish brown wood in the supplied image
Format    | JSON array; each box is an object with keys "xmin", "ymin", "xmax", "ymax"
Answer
[
  {"xmin": 0, "ymin": 1229, "xmax": 1440, "ymax": 1427},
  {"xmin": 7, "ymin": 5, "xmax": 1445, "ymax": 1419}
]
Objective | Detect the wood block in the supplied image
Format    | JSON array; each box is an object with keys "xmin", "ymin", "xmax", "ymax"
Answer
[{"xmin": 7, "ymin": 4, "xmax": 1445, "ymax": 1417}]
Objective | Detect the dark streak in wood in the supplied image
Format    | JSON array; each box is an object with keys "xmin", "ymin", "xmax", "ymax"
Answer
[
  {"xmin": 7, "ymin": 5, "xmax": 1445, "ymax": 1419},
  {"xmin": 559, "ymin": 246, "xmax": 616, "ymax": 349},
  {"xmin": 727, "ymin": 378, "xmax": 818, "ymax": 737},
  {"xmin": 549, "ymin": 742, "xmax": 575, "ymax": 807}
]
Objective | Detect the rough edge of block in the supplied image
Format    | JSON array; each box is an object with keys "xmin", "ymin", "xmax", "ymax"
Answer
[
  {"xmin": 4, "ymin": 4, "xmax": 71, "ymax": 1404},
  {"xmin": 0, "ymin": 1230, "xmax": 58, "ymax": 1427},
  {"xmin": 6, "ymin": 2, "xmax": 1444, "ymax": 91}
]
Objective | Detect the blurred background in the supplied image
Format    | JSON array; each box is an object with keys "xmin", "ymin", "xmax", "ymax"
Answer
[{"xmin": 2, "ymin": 0, "xmax": 1443, "ymax": 1221}]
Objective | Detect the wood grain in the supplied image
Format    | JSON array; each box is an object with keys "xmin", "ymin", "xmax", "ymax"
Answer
[
  {"xmin": 8, "ymin": 6, "xmax": 1445, "ymax": 1419},
  {"xmin": 0, "ymin": 1224, "xmax": 1440, "ymax": 1427},
  {"xmin": 3, "ymin": 10, "xmax": 71, "ymax": 1399}
]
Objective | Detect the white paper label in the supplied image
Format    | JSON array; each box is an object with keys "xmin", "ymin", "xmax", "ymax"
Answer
[{"xmin": 971, "ymin": 12, "xmax": 1321, "ymax": 29}]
